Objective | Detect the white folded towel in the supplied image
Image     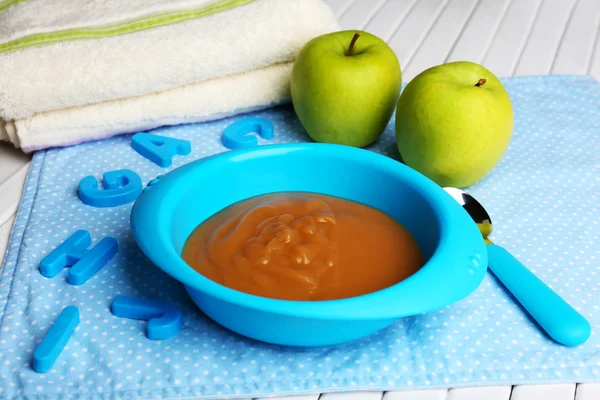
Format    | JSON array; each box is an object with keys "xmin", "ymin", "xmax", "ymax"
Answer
[
  {"xmin": 0, "ymin": 0, "xmax": 339, "ymax": 151},
  {"xmin": 1, "ymin": 63, "xmax": 293, "ymax": 151}
]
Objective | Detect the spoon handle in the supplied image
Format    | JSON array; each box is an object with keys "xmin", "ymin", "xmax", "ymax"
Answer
[{"xmin": 486, "ymin": 244, "xmax": 591, "ymax": 346}]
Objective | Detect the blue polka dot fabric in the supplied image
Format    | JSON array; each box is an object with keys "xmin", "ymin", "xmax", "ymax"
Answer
[{"xmin": 1, "ymin": 75, "xmax": 599, "ymax": 399}]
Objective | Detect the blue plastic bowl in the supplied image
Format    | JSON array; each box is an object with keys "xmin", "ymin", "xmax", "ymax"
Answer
[{"xmin": 130, "ymin": 143, "xmax": 487, "ymax": 347}]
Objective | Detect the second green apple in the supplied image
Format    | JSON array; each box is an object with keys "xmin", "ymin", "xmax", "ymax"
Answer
[
  {"xmin": 395, "ymin": 61, "xmax": 514, "ymax": 188},
  {"xmin": 291, "ymin": 30, "xmax": 402, "ymax": 147}
]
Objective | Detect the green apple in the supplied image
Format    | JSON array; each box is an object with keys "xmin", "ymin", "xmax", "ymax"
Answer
[
  {"xmin": 395, "ymin": 61, "xmax": 514, "ymax": 188},
  {"xmin": 291, "ymin": 30, "xmax": 402, "ymax": 147}
]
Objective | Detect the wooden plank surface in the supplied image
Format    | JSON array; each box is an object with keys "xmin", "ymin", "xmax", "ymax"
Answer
[
  {"xmin": 326, "ymin": 0, "xmax": 600, "ymax": 82},
  {"xmin": 255, "ymin": 396, "xmax": 319, "ymax": 400},
  {"xmin": 320, "ymin": 392, "xmax": 384, "ymax": 400},
  {"xmin": 513, "ymin": 0, "xmax": 578, "ymax": 76},
  {"xmin": 0, "ymin": 142, "xmax": 31, "ymax": 185},
  {"xmin": 575, "ymin": 383, "xmax": 600, "ymax": 400},
  {"xmin": 402, "ymin": 0, "xmax": 479, "ymax": 79},
  {"xmin": 2, "ymin": 0, "xmax": 600, "ymax": 399},
  {"xmin": 447, "ymin": 386, "xmax": 512, "ymax": 400},
  {"xmin": 552, "ymin": 0, "xmax": 600, "ymax": 75},
  {"xmin": 482, "ymin": 0, "xmax": 544, "ymax": 78},
  {"xmin": 387, "ymin": 0, "xmax": 449, "ymax": 77},
  {"xmin": 445, "ymin": 0, "xmax": 512, "ymax": 64},
  {"xmin": 362, "ymin": 0, "xmax": 418, "ymax": 42},
  {"xmin": 0, "ymin": 214, "xmax": 15, "ymax": 266},
  {"xmin": 327, "ymin": 0, "xmax": 355, "ymax": 18},
  {"xmin": 587, "ymin": 5, "xmax": 600, "ymax": 78},
  {"xmin": 338, "ymin": 0, "xmax": 388, "ymax": 30},
  {"xmin": 510, "ymin": 384, "xmax": 577, "ymax": 400},
  {"xmin": 383, "ymin": 389, "xmax": 448, "ymax": 400},
  {"xmin": 0, "ymin": 162, "xmax": 28, "ymax": 227}
]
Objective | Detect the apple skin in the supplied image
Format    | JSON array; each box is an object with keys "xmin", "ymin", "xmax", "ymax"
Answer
[
  {"xmin": 395, "ymin": 61, "xmax": 514, "ymax": 188},
  {"xmin": 291, "ymin": 30, "xmax": 402, "ymax": 147}
]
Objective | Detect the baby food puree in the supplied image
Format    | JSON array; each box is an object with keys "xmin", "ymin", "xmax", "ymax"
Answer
[{"xmin": 182, "ymin": 193, "xmax": 423, "ymax": 301}]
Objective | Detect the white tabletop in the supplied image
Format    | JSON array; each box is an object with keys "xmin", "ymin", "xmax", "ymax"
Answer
[{"xmin": 1, "ymin": 0, "xmax": 600, "ymax": 398}]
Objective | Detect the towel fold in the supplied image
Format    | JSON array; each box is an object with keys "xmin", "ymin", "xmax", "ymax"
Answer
[
  {"xmin": 1, "ymin": 62, "xmax": 293, "ymax": 151},
  {"xmin": 0, "ymin": 0, "xmax": 339, "ymax": 151}
]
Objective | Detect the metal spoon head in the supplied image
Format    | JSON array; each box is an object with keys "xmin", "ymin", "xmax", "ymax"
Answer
[{"xmin": 443, "ymin": 187, "xmax": 494, "ymax": 243}]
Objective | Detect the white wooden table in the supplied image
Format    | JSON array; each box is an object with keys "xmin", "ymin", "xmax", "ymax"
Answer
[{"xmin": 1, "ymin": 0, "xmax": 600, "ymax": 398}]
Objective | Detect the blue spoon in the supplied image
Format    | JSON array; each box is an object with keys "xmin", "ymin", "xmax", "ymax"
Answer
[{"xmin": 444, "ymin": 187, "xmax": 591, "ymax": 347}]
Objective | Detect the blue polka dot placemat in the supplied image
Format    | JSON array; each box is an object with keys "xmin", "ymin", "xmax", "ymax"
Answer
[{"xmin": 1, "ymin": 75, "xmax": 599, "ymax": 399}]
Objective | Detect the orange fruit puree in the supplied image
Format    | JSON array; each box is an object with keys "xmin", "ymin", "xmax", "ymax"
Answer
[{"xmin": 182, "ymin": 192, "xmax": 423, "ymax": 301}]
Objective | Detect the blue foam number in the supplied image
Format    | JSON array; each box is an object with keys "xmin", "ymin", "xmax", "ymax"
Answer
[
  {"xmin": 111, "ymin": 295, "xmax": 182, "ymax": 340},
  {"xmin": 33, "ymin": 306, "xmax": 80, "ymax": 373},
  {"xmin": 79, "ymin": 169, "xmax": 142, "ymax": 208},
  {"xmin": 131, "ymin": 132, "xmax": 191, "ymax": 167},
  {"xmin": 222, "ymin": 117, "xmax": 274, "ymax": 150},
  {"xmin": 40, "ymin": 230, "xmax": 118, "ymax": 285}
]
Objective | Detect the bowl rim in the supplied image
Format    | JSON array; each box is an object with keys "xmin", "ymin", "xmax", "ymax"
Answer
[{"xmin": 130, "ymin": 143, "xmax": 487, "ymax": 320}]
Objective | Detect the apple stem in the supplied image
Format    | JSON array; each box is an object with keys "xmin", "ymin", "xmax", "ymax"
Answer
[
  {"xmin": 346, "ymin": 33, "xmax": 360, "ymax": 56},
  {"xmin": 475, "ymin": 78, "xmax": 487, "ymax": 87}
]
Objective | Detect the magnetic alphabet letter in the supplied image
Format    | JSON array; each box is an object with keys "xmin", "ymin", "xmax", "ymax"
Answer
[
  {"xmin": 40, "ymin": 230, "xmax": 118, "ymax": 285},
  {"xmin": 131, "ymin": 132, "xmax": 191, "ymax": 167}
]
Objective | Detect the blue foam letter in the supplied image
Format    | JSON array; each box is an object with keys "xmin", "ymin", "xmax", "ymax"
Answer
[
  {"xmin": 131, "ymin": 132, "xmax": 191, "ymax": 167},
  {"xmin": 111, "ymin": 295, "xmax": 182, "ymax": 340},
  {"xmin": 79, "ymin": 169, "xmax": 142, "ymax": 208},
  {"xmin": 40, "ymin": 230, "xmax": 118, "ymax": 285},
  {"xmin": 221, "ymin": 117, "xmax": 274, "ymax": 150},
  {"xmin": 33, "ymin": 306, "xmax": 80, "ymax": 373}
]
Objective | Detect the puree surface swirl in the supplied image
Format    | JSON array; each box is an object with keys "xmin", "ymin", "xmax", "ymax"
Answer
[{"xmin": 182, "ymin": 193, "xmax": 423, "ymax": 301}]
